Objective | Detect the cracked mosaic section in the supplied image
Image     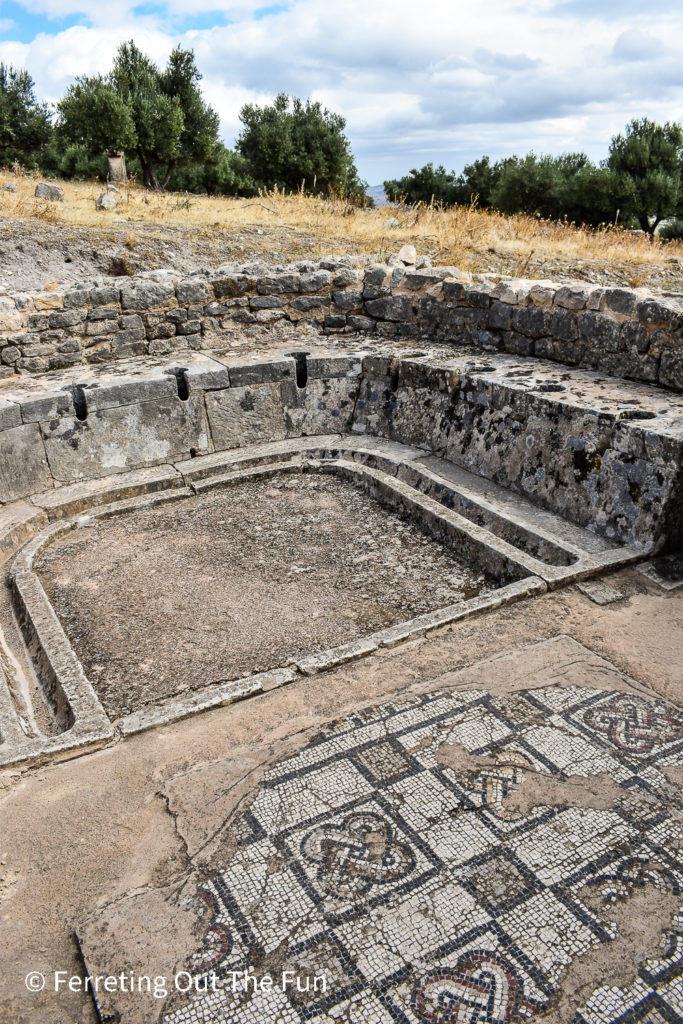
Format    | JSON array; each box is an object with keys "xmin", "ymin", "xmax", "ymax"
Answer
[{"xmin": 138, "ymin": 682, "xmax": 683, "ymax": 1024}]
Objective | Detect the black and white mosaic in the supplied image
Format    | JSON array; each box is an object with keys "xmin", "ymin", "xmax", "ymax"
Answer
[{"xmin": 161, "ymin": 684, "xmax": 683, "ymax": 1024}]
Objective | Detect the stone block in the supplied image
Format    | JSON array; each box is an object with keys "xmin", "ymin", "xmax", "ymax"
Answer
[
  {"xmin": 0, "ymin": 399, "xmax": 21, "ymax": 431},
  {"xmin": 48, "ymin": 309, "xmax": 87, "ymax": 329},
  {"xmin": 250, "ymin": 295, "xmax": 287, "ymax": 309},
  {"xmin": 176, "ymin": 278, "xmax": 212, "ymax": 304},
  {"xmin": 636, "ymin": 298, "xmax": 679, "ymax": 324},
  {"xmin": 205, "ymin": 384, "xmax": 286, "ymax": 449},
  {"xmin": 282, "ymin": 377, "xmax": 360, "ymax": 436},
  {"xmin": 120, "ymin": 281, "xmax": 176, "ymax": 310},
  {"xmin": 620, "ymin": 320, "xmax": 651, "ymax": 354},
  {"xmin": 511, "ymin": 306, "xmax": 551, "ymax": 337},
  {"xmin": 554, "ymin": 285, "xmax": 588, "ymax": 310},
  {"xmin": 63, "ymin": 289, "xmax": 91, "ymax": 309},
  {"xmin": 488, "ymin": 302, "xmax": 512, "ymax": 331},
  {"xmin": 90, "ymin": 286, "xmax": 120, "ymax": 307},
  {"xmin": 331, "ymin": 290, "xmax": 363, "ymax": 310},
  {"xmin": 604, "ymin": 288, "xmax": 637, "ymax": 316},
  {"xmin": 347, "ymin": 315, "xmax": 374, "ymax": 332},
  {"xmin": 578, "ymin": 311, "xmax": 621, "ymax": 352},
  {"xmin": 299, "ymin": 270, "xmax": 331, "ymax": 292},
  {"xmin": 41, "ymin": 396, "xmax": 209, "ymax": 482},
  {"xmin": 660, "ymin": 350, "xmax": 683, "ymax": 390},
  {"xmin": 365, "ymin": 295, "xmax": 415, "ymax": 322},
  {"xmin": 256, "ymin": 273, "xmax": 300, "ymax": 294},
  {"xmin": 325, "ymin": 315, "xmax": 347, "ymax": 329},
  {"xmin": 176, "ymin": 320, "xmax": 202, "ymax": 335},
  {"xmin": 305, "ymin": 354, "xmax": 362, "ymax": 378},
  {"xmin": 225, "ymin": 357, "xmax": 294, "ymax": 387},
  {"xmin": 0, "ymin": 422, "xmax": 52, "ymax": 501},
  {"xmin": 211, "ymin": 274, "xmax": 255, "ymax": 299},
  {"xmin": 551, "ymin": 307, "xmax": 579, "ymax": 342}
]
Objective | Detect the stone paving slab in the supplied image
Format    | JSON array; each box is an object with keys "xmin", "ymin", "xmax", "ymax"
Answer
[{"xmin": 77, "ymin": 636, "xmax": 683, "ymax": 1024}]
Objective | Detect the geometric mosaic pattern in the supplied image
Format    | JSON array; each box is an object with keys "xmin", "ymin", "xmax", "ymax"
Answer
[{"xmin": 153, "ymin": 685, "xmax": 683, "ymax": 1024}]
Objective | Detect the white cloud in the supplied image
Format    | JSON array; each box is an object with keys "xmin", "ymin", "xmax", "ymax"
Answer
[{"xmin": 1, "ymin": 0, "xmax": 683, "ymax": 182}]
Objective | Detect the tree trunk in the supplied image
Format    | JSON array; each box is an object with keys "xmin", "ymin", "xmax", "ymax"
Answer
[
  {"xmin": 162, "ymin": 162, "xmax": 176, "ymax": 189},
  {"xmin": 139, "ymin": 151, "xmax": 162, "ymax": 191}
]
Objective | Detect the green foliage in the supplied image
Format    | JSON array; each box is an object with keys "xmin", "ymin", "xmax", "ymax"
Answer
[
  {"xmin": 56, "ymin": 41, "xmax": 219, "ymax": 190},
  {"xmin": 0, "ymin": 63, "xmax": 52, "ymax": 166},
  {"xmin": 607, "ymin": 118, "xmax": 683, "ymax": 234},
  {"xmin": 38, "ymin": 141, "xmax": 108, "ymax": 180},
  {"xmin": 237, "ymin": 93, "xmax": 367, "ymax": 198},
  {"xmin": 384, "ymin": 163, "xmax": 460, "ymax": 205},
  {"xmin": 168, "ymin": 144, "xmax": 258, "ymax": 195},
  {"xmin": 384, "ymin": 151, "xmax": 622, "ymax": 227},
  {"xmin": 659, "ymin": 218, "xmax": 683, "ymax": 241}
]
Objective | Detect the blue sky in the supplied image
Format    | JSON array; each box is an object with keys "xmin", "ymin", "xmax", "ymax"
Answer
[{"xmin": 1, "ymin": 0, "xmax": 682, "ymax": 185}]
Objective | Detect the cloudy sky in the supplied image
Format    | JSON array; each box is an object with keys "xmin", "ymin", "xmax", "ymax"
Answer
[{"xmin": 1, "ymin": 0, "xmax": 682, "ymax": 185}]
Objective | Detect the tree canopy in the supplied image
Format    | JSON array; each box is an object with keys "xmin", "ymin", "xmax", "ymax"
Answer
[
  {"xmin": 0, "ymin": 63, "xmax": 52, "ymax": 167},
  {"xmin": 607, "ymin": 118, "xmax": 683, "ymax": 235},
  {"xmin": 236, "ymin": 92, "xmax": 367, "ymax": 198},
  {"xmin": 56, "ymin": 41, "xmax": 219, "ymax": 189}
]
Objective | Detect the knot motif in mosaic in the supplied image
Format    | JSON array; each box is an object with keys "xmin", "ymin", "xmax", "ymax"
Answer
[
  {"xmin": 582, "ymin": 694, "xmax": 683, "ymax": 755},
  {"xmin": 411, "ymin": 952, "xmax": 519, "ymax": 1023},
  {"xmin": 135, "ymin": 681, "xmax": 682, "ymax": 1024},
  {"xmin": 300, "ymin": 811, "xmax": 416, "ymax": 899}
]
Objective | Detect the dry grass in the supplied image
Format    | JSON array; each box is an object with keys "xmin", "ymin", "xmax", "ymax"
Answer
[{"xmin": 1, "ymin": 169, "xmax": 683, "ymax": 288}]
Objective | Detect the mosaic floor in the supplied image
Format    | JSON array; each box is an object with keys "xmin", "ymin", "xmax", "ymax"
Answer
[{"xmin": 83, "ymin": 643, "xmax": 683, "ymax": 1024}]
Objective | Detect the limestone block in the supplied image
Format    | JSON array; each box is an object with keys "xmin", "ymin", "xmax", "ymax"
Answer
[
  {"xmin": 225, "ymin": 357, "xmax": 295, "ymax": 387},
  {"xmin": 0, "ymin": 422, "xmax": 52, "ymax": 501},
  {"xmin": 604, "ymin": 288, "xmax": 637, "ymax": 316},
  {"xmin": 205, "ymin": 384, "xmax": 286, "ymax": 449},
  {"xmin": 176, "ymin": 278, "xmax": 212, "ymax": 304},
  {"xmin": 282, "ymin": 376, "xmax": 360, "ymax": 436},
  {"xmin": 660, "ymin": 350, "xmax": 683, "ymax": 390},
  {"xmin": 365, "ymin": 295, "xmax": 415, "ymax": 322},
  {"xmin": 488, "ymin": 302, "xmax": 512, "ymax": 331},
  {"xmin": 0, "ymin": 398, "xmax": 21, "ymax": 431},
  {"xmin": 96, "ymin": 193, "xmax": 117, "ymax": 211},
  {"xmin": 34, "ymin": 182, "xmax": 63, "ymax": 201},
  {"xmin": 554, "ymin": 285, "xmax": 589, "ymax": 310},
  {"xmin": 41, "ymin": 396, "xmax": 209, "ymax": 482},
  {"xmin": 120, "ymin": 280, "xmax": 176, "ymax": 310},
  {"xmin": 299, "ymin": 270, "xmax": 331, "ymax": 292}
]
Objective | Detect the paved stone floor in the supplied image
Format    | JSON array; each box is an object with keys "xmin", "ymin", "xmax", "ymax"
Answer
[
  {"xmin": 1, "ymin": 566, "xmax": 681, "ymax": 1024},
  {"xmin": 76, "ymin": 636, "xmax": 683, "ymax": 1024}
]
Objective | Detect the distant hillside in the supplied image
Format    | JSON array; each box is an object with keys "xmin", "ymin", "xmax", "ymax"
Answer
[{"xmin": 366, "ymin": 184, "xmax": 388, "ymax": 207}]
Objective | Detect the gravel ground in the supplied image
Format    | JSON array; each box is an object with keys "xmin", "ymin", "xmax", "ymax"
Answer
[{"xmin": 35, "ymin": 474, "xmax": 492, "ymax": 717}]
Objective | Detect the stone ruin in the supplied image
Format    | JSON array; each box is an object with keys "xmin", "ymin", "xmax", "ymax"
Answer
[{"xmin": 0, "ymin": 256, "xmax": 681, "ymax": 1024}]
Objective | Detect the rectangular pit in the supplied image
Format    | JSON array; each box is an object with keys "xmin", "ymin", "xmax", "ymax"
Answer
[{"xmin": 32, "ymin": 472, "xmax": 507, "ymax": 719}]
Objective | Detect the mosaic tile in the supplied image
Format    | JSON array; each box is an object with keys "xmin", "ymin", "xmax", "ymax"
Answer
[{"xmin": 83, "ymin": 671, "xmax": 683, "ymax": 1024}]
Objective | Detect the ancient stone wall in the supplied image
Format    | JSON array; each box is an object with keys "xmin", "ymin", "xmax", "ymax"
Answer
[
  {"xmin": 1, "ymin": 349, "xmax": 681, "ymax": 552},
  {"xmin": 0, "ymin": 259, "xmax": 681, "ymax": 389}
]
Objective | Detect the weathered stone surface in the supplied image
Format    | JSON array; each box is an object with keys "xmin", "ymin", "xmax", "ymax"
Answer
[
  {"xmin": 0, "ymin": 398, "xmax": 22, "ymax": 431},
  {"xmin": 205, "ymin": 384, "xmax": 286, "ymax": 448},
  {"xmin": 120, "ymin": 280, "xmax": 176, "ymax": 310},
  {"xmin": 366, "ymin": 295, "xmax": 415, "ymax": 322},
  {"xmin": 41, "ymin": 396, "xmax": 209, "ymax": 482},
  {"xmin": 176, "ymin": 278, "xmax": 211, "ymax": 304},
  {"xmin": 34, "ymin": 182, "xmax": 63, "ymax": 201},
  {"xmin": 604, "ymin": 288, "xmax": 638, "ymax": 316},
  {"xmin": 95, "ymin": 193, "xmax": 117, "ymax": 211},
  {"xmin": 283, "ymin": 376, "xmax": 360, "ymax": 436},
  {"xmin": 660, "ymin": 350, "xmax": 683, "ymax": 390},
  {"xmin": 554, "ymin": 285, "xmax": 588, "ymax": 310},
  {"xmin": 0, "ymin": 422, "xmax": 52, "ymax": 501},
  {"xmin": 224, "ymin": 357, "xmax": 294, "ymax": 387}
]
